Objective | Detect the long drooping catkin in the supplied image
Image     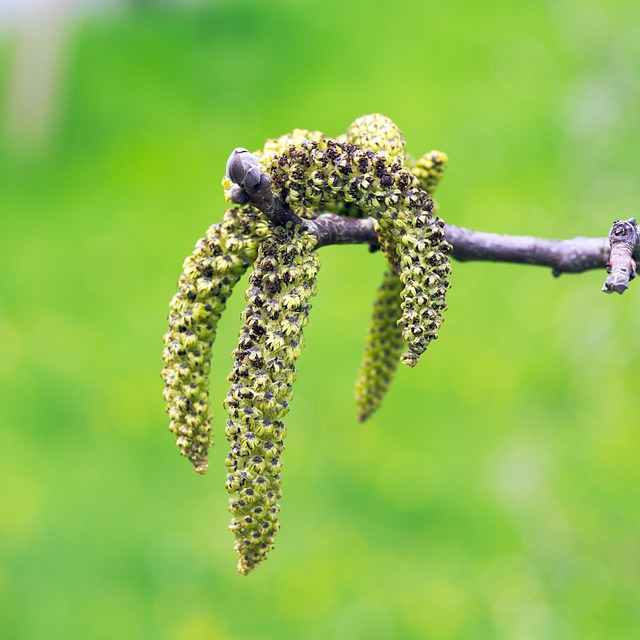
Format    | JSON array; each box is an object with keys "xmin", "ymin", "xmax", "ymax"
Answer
[
  {"xmin": 224, "ymin": 226, "xmax": 319, "ymax": 574},
  {"xmin": 347, "ymin": 116, "xmax": 406, "ymax": 419},
  {"xmin": 161, "ymin": 206, "xmax": 269, "ymax": 473}
]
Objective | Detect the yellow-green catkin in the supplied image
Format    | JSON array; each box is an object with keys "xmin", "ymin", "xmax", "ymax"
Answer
[
  {"xmin": 324, "ymin": 114, "xmax": 407, "ymax": 219},
  {"xmin": 346, "ymin": 113, "xmax": 406, "ymax": 163},
  {"xmin": 224, "ymin": 226, "xmax": 319, "ymax": 574},
  {"xmin": 261, "ymin": 128, "xmax": 325, "ymax": 160},
  {"xmin": 264, "ymin": 138, "xmax": 451, "ymax": 367},
  {"xmin": 348, "ymin": 115, "xmax": 406, "ymax": 413},
  {"xmin": 410, "ymin": 151, "xmax": 448, "ymax": 194},
  {"xmin": 161, "ymin": 206, "xmax": 269, "ymax": 474},
  {"xmin": 355, "ymin": 269, "xmax": 404, "ymax": 422}
]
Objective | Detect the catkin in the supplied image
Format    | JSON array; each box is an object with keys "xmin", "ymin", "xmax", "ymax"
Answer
[
  {"xmin": 161, "ymin": 206, "xmax": 269, "ymax": 473},
  {"xmin": 355, "ymin": 269, "xmax": 404, "ymax": 421},
  {"xmin": 263, "ymin": 138, "xmax": 451, "ymax": 367},
  {"xmin": 410, "ymin": 150, "xmax": 448, "ymax": 194},
  {"xmin": 347, "ymin": 113, "xmax": 407, "ymax": 163},
  {"xmin": 329, "ymin": 113, "xmax": 407, "ymax": 220},
  {"xmin": 224, "ymin": 226, "xmax": 319, "ymax": 574}
]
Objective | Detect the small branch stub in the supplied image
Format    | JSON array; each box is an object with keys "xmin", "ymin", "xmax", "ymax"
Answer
[{"xmin": 602, "ymin": 217, "xmax": 638, "ymax": 294}]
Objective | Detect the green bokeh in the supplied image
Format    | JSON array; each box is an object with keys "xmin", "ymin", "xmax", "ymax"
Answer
[{"xmin": 2, "ymin": 1, "xmax": 640, "ymax": 638}]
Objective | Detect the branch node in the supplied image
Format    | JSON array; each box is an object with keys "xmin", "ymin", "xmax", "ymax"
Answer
[{"xmin": 602, "ymin": 217, "xmax": 638, "ymax": 295}]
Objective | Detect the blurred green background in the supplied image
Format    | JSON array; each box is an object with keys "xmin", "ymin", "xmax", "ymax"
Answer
[{"xmin": 2, "ymin": 0, "xmax": 640, "ymax": 638}]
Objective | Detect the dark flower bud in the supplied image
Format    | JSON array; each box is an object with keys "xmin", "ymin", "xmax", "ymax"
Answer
[{"xmin": 226, "ymin": 148, "xmax": 263, "ymax": 189}]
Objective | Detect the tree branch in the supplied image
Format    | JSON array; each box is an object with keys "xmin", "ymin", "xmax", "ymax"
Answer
[
  {"xmin": 307, "ymin": 214, "xmax": 380, "ymax": 251},
  {"xmin": 443, "ymin": 224, "xmax": 610, "ymax": 275},
  {"xmin": 225, "ymin": 148, "xmax": 637, "ymax": 293},
  {"xmin": 311, "ymin": 214, "xmax": 611, "ymax": 271}
]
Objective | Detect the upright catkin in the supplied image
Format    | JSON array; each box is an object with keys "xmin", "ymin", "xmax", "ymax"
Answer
[
  {"xmin": 346, "ymin": 113, "xmax": 407, "ymax": 163},
  {"xmin": 224, "ymin": 226, "xmax": 319, "ymax": 574},
  {"xmin": 161, "ymin": 206, "xmax": 269, "ymax": 473},
  {"xmin": 410, "ymin": 150, "xmax": 448, "ymax": 194},
  {"xmin": 320, "ymin": 113, "xmax": 407, "ymax": 219}
]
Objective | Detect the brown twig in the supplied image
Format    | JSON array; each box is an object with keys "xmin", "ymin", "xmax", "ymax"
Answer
[{"xmin": 312, "ymin": 215, "xmax": 612, "ymax": 275}]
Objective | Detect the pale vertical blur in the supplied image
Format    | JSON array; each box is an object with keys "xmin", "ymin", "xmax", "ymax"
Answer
[
  {"xmin": 3, "ymin": 0, "xmax": 71, "ymax": 150},
  {"xmin": 2, "ymin": 0, "xmax": 125, "ymax": 151}
]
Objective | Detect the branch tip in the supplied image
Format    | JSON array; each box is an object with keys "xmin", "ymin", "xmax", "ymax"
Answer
[{"xmin": 602, "ymin": 217, "xmax": 638, "ymax": 295}]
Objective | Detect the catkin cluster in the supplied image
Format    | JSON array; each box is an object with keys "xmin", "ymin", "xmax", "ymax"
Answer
[
  {"xmin": 162, "ymin": 113, "xmax": 452, "ymax": 573},
  {"xmin": 223, "ymin": 227, "xmax": 319, "ymax": 574}
]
